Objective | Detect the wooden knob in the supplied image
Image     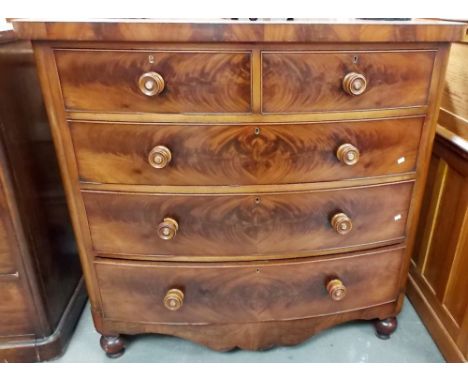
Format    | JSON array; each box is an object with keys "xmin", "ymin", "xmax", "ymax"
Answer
[
  {"xmin": 342, "ymin": 72, "xmax": 367, "ymax": 96},
  {"xmin": 331, "ymin": 212, "xmax": 353, "ymax": 235},
  {"xmin": 326, "ymin": 278, "xmax": 347, "ymax": 301},
  {"xmin": 163, "ymin": 288, "xmax": 184, "ymax": 311},
  {"xmin": 148, "ymin": 145, "xmax": 172, "ymax": 169},
  {"xmin": 337, "ymin": 143, "xmax": 360, "ymax": 166},
  {"xmin": 158, "ymin": 217, "xmax": 178, "ymax": 240},
  {"xmin": 138, "ymin": 72, "xmax": 165, "ymax": 96}
]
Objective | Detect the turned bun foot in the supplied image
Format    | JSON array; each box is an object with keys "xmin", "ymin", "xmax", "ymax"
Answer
[
  {"xmin": 374, "ymin": 317, "xmax": 398, "ymax": 340},
  {"xmin": 100, "ymin": 335, "xmax": 125, "ymax": 358}
]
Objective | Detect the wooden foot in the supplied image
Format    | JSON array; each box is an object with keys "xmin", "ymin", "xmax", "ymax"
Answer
[
  {"xmin": 374, "ymin": 317, "xmax": 398, "ymax": 340},
  {"xmin": 99, "ymin": 335, "xmax": 125, "ymax": 358}
]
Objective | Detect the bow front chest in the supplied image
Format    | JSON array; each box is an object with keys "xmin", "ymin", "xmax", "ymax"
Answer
[{"xmin": 13, "ymin": 19, "xmax": 466, "ymax": 356}]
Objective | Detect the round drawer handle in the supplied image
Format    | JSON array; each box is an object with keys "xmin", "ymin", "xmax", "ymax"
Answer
[
  {"xmin": 326, "ymin": 278, "xmax": 347, "ymax": 301},
  {"xmin": 138, "ymin": 72, "xmax": 165, "ymax": 96},
  {"xmin": 337, "ymin": 143, "xmax": 360, "ymax": 166},
  {"xmin": 148, "ymin": 145, "xmax": 172, "ymax": 169},
  {"xmin": 158, "ymin": 217, "xmax": 179, "ymax": 240},
  {"xmin": 342, "ymin": 72, "xmax": 367, "ymax": 96},
  {"xmin": 331, "ymin": 212, "xmax": 353, "ymax": 235},
  {"xmin": 163, "ymin": 288, "xmax": 184, "ymax": 311}
]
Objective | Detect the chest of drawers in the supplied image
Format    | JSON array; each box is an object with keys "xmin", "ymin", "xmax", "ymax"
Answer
[{"xmin": 13, "ymin": 19, "xmax": 466, "ymax": 356}]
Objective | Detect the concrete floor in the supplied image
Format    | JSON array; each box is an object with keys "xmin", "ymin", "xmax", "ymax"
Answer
[{"xmin": 52, "ymin": 297, "xmax": 443, "ymax": 362}]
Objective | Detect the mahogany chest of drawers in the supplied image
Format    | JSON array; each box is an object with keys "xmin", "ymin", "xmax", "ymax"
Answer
[{"xmin": 13, "ymin": 19, "xmax": 466, "ymax": 357}]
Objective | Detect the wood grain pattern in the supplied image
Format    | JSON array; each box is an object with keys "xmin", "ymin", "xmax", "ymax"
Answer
[
  {"xmin": 12, "ymin": 19, "xmax": 467, "ymax": 43},
  {"xmin": 0, "ymin": 181, "xmax": 17, "ymax": 275},
  {"xmin": 0, "ymin": 279, "xmax": 35, "ymax": 336},
  {"xmin": 408, "ymin": 132, "xmax": 468, "ymax": 362},
  {"xmin": 83, "ymin": 181, "xmax": 413, "ymax": 260},
  {"xmin": 95, "ymin": 247, "xmax": 404, "ymax": 325},
  {"xmin": 55, "ymin": 49, "xmax": 252, "ymax": 113},
  {"xmin": 441, "ymin": 42, "xmax": 468, "ymax": 121},
  {"xmin": 262, "ymin": 50, "xmax": 435, "ymax": 113},
  {"xmin": 71, "ymin": 117, "xmax": 423, "ymax": 186}
]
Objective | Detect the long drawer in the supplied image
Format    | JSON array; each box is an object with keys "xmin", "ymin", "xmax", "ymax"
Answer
[
  {"xmin": 95, "ymin": 246, "xmax": 404, "ymax": 324},
  {"xmin": 262, "ymin": 50, "xmax": 435, "ymax": 113},
  {"xmin": 71, "ymin": 117, "xmax": 423, "ymax": 186},
  {"xmin": 83, "ymin": 181, "xmax": 413, "ymax": 260},
  {"xmin": 55, "ymin": 49, "xmax": 252, "ymax": 113}
]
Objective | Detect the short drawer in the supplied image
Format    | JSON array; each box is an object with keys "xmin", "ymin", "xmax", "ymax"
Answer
[
  {"xmin": 0, "ymin": 279, "xmax": 35, "ymax": 336},
  {"xmin": 72, "ymin": 117, "xmax": 423, "ymax": 186},
  {"xmin": 55, "ymin": 49, "xmax": 252, "ymax": 113},
  {"xmin": 95, "ymin": 246, "xmax": 404, "ymax": 324},
  {"xmin": 83, "ymin": 181, "xmax": 413, "ymax": 260},
  {"xmin": 262, "ymin": 50, "xmax": 435, "ymax": 113}
]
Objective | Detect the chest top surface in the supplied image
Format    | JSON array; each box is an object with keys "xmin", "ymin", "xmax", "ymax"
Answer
[{"xmin": 11, "ymin": 18, "xmax": 467, "ymax": 43}]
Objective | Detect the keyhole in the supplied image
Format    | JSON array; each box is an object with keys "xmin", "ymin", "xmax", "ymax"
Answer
[
  {"xmin": 254, "ymin": 127, "xmax": 261, "ymax": 135},
  {"xmin": 353, "ymin": 55, "xmax": 359, "ymax": 64},
  {"xmin": 255, "ymin": 197, "xmax": 261, "ymax": 204},
  {"xmin": 148, "ymin": 55, "xmax": 155, "ymax": 64}
]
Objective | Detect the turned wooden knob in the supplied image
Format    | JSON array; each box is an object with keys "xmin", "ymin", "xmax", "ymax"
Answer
[
  {"xmin": 158, "ymin": 217, "xmax": 178, "ymax": 240},
  {"xmin": 163, "ymin": 288, "xmax": 184, "ymax": 311},
  {"xmin": 337, "ymin": 143, "xmax": 360, "ymax": 166},
  {"xmin": 326, "ymin": 278, "xmax": 347, "ymax": 301},
  {"xmin": 138, "ymin": 72, "xmax": 165, "ymax": 96},
  {"xmin": 148, "ymin": 145, "xmax": 172, "ymax": 169},
  {"xmin": 331, "ymin": 212, "xmax": 353, "ymax": 235},
  {"xmin": 342, "ymin": 72, "xmax": 367, "ymax": 96}
]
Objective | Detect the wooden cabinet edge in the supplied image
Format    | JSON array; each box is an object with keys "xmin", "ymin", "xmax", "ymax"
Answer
[{"xmin": 0, "ymin": 278, "xmax": 87, "ymax": 362}]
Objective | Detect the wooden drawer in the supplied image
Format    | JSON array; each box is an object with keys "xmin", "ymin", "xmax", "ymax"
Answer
[
  {"xmin": 0, "ymin": 279, "xmax": 35, "ymax": 336},
  {"xmin": 55, "ymin": 49, "xmax": 252, "ymax": 113},
  {"xmin": 95, "ymin": 246, "xmax": 404, "ymax": 324},
  {"xmin": 72, "ymin": 117, "xmax": 423, "ymax": 186},
  {"xmin": 83, "ymin": 181, "xmax": 413, "ymax": 260},
  {"xmin": 262, "ymin": 50, "xmax": 435, "ymax": 113}
]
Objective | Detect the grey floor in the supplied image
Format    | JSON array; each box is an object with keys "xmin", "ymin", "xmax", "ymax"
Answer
[{"xmin": 51, "ymin": 297, "xmax": 444, "ymax": 362}]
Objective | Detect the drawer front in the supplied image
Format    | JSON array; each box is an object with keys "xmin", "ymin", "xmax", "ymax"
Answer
[
  {"xmin": 55, "ymin": 50, "xmax": 252, "ymax": 113},
  {"xmin": 95, "ymin": 247, "xmax": 404, "ymax": 324},
  {"xmin": 83, "ymin": 182, "xmax": 413, "ymax": 259},
  {"xmin": 72, "ymin": 117, "xmax": 423, "ymax": 186},
  {"xmin": 262, "ymin": 50, "xmax": 435, "ymax": 113},
  {"xmin": 0, "ymin": 279, "xmax": 35, "ymax": 336}
]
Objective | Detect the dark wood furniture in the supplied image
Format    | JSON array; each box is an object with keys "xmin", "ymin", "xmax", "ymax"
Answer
[
  {"xmin": 13, "ymin": 19, "xmax": 466, "ymax": 357},
  {"xmin": 0, "ymin": 28, "xmax": 86, "ymax": 362},
  {"xmin": 407, "ymin": 24, "xmax": 468, "ymax": 362}
]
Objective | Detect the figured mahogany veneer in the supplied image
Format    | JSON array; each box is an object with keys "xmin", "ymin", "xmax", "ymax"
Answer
[
  {"xmin": 55, "ymin": 50, "xmax": 252, "ymax": 113},
  {"xmin": 14, "ymin": 18, "xmax": 464, "ymax": 356},
  {"xmin": 262, "ymin": 50, "xmax": 435, "ymax": 113},
  {"xmin": 95, "ymin": 246, "xmax": 404, "ymax": 325},
  {"xmin": 83, "ymin": 181, "xmax": 412, "ymax": 260},
  {"xmin": 71, "ymin": 117, "xmax": 423, "ymax": 186}
]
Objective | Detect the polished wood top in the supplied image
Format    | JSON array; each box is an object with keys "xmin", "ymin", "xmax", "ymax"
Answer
[{"xmin": 12, "ymin": 18, "xmax": 467, "ymax": 42}]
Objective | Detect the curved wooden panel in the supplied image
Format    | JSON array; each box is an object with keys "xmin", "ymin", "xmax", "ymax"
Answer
[
  {"xmin": 95, "ymin": 247, "xmax": 404, "ymax": 325},
  {"xmin": 83, "ymin": 181, "xmax": 413, "ymax": 260},
  {"xmin": 55, "ymin": 50, "xmax": 252, "ymax": 113},
  {"xmin": 262, "ymin": 50, "xmax": 435, "ymax": 113},
  {"xmin": 71, "ymin": 117, "xmax": 423, "ymax": 186}
]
